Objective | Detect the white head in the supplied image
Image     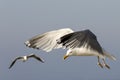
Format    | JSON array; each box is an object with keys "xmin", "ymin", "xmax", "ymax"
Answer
[{"xmin": 63, "ymin": 49, "xmax": 74, "ymax": 60}]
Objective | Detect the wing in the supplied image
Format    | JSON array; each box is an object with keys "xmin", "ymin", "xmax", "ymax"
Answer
[
  {"xmin": 57, "ymin": 29, "xmax": 103, "ymax": 54},
  {"xmin": 9, "ymin": 57, "xmax": 22, "ymax": 69},
  {"xmin": 29, "ymin": 54, "xmax": 44, "ymax": 63},
  {"xmin": 25, "ymin": 28, "xmax": 74, "ymax": 52}
]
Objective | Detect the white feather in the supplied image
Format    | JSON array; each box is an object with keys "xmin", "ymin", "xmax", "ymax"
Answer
[{"xmin": 25, "ymin": 28, "xmax": 74, "ymax": 52}]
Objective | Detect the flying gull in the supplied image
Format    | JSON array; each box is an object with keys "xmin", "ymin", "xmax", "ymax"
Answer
[
  {"xmin": 25, "ymin": 28, "xmax": 116, "ymax": 69},
  {"xmin": 9, "ymin": 54, "xmax": 44, "ymax": 69}
]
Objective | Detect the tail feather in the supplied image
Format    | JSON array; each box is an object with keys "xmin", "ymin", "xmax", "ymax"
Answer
[{"xmin": 103, "ymin": 51, "xmax": 116, "ymax": 61}]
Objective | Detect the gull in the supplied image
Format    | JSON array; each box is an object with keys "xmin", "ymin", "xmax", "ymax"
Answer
[
  {"xmin": 25, "ymin": 28, "xmax": 116, "ymax": 69},
  {"xmin": 9, "ymin": 54, "xmax": 44, "ymax": 69}
]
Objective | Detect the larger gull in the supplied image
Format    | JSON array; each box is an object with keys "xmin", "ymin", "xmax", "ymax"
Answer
[{"xmin": 25, "ymin": 28, "xmax": 116, "ymax": 69}]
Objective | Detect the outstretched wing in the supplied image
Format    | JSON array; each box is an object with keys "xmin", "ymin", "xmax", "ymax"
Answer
[
  {"xmin": 57, "ymin": 29, "xmax": 103, "ymax": 54},
  {"xmin": 28, "ymin": 54, "xmax": 44, "ymax": 63},
  {"xmin": 25, "ymin": 28, "xmax": 74, "ymax": 52},
  {"xmin": 9, "ymin": 57, "xmax": 22, "ymax": 69}
]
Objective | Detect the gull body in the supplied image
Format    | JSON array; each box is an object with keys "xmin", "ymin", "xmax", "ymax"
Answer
[
  {"xmin": 22, "ymin": 56, "xmax": 27, "ymax": 62},
  {"xmin": 25, "ymin": 28, "xmax": 116, "ymax": 69}
]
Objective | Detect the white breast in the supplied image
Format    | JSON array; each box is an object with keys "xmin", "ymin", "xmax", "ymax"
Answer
[{"xmin": 72, "ymin": 47, "xmax": 101, "ymax": 56}]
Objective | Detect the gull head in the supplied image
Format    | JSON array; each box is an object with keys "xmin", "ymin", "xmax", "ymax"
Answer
[{"xmin": 63, "ymin": 49, "xmax": 74, "ymax": 60}]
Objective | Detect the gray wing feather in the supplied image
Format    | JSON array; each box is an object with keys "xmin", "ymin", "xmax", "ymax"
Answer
[
  {"xmin": 58, "ymin": 29, "xmax": 103, "ymax": 54},
  {"xmin": 28, "ymin": 54, "xmax": 44, "ymax": 63}
]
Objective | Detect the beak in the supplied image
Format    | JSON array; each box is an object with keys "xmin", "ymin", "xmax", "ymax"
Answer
[{"xmin": 63, "ymin": 55, "xmax": 69, "ymax": 60}]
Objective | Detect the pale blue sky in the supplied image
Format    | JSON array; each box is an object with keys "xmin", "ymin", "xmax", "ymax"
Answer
[{"xmin": 0, "ymin": 0, "xmax": 120, "ymax": 80}]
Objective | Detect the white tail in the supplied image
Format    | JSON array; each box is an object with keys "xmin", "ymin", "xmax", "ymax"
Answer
[{"xmin": 103, "ymin": 51, "xmax": 116, "ymax": 61}]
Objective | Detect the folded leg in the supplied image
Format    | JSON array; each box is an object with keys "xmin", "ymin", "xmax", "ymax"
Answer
[
  {"xmin": 102, "ymin": 59, "xmax": 110, "ymax": 69},
  {"xmin": 97, "ymin": 56, "xmax": 103, "ymax": 68}
]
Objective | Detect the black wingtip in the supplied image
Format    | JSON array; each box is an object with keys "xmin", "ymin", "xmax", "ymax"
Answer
[
  {"xmin": 38, "ymin": 58, "xmax": 45, "ymax": 63},
  {"xmin": 24, "ymin": 41, "xmax": 31, "ymax": 47},
  {"xmin": 56, "ymin": 39, "xmax": 61, "ymax": 44},
  {"xmin": 41, "ymin": 60, "xmax": 45, "ymax": 63},
  {"xmin": 8, "ymin": 66, "xmax": 12, "ymax": 69}
]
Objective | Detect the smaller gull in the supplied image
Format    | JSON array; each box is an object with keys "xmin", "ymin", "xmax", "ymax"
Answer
[{"xmin": 9, "ymin": 54, "xmax": 44, "ymax": 69}]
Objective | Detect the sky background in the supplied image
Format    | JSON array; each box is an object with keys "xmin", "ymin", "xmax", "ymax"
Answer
[{"xmin": 0, "ymin": 0, "xmax": 120, "ymax": 80}]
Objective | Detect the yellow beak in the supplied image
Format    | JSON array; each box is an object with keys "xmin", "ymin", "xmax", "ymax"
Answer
[{"xmin": 63, "ymin": 55, "xmax": 69, "ymax": 60}]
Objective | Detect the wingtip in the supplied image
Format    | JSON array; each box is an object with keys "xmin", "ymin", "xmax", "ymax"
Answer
[
  {"xmin": 41, "ymin": 60, "xmax": 45, "ymax": 63},
  {"xmin": 8, "ymin": 66, "xmax": 11, "ymax": 69},
  {"xmin": 24, "ymin": 41, "xmax": 31, "ymax": 47},
  {"xmin": 40, "ymin": 58, "xmax": 45, "ymax": 63}
]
